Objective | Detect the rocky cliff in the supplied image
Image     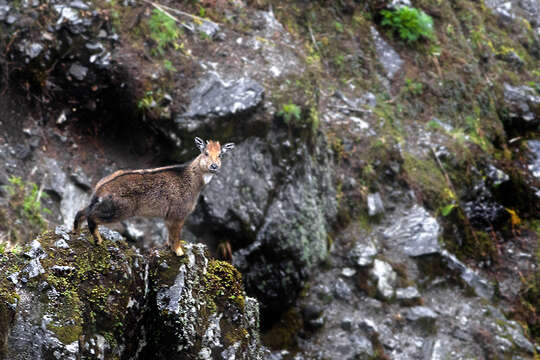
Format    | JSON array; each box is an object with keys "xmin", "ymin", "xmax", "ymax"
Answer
[{"xmin": 0, "ymin": 0, "xmax": 539, "ymax": 358}]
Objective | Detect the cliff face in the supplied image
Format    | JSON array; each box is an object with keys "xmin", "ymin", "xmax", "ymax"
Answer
[
  {"xmin": 0, "ymin": 0, "xmax": 539, "ymax": 358},
  {"xmin": 0, "ymin": 227, "xmax": 263, "ymax": 359}
]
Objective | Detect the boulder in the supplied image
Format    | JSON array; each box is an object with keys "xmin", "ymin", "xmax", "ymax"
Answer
[
  {"xmin": 500, "ymin": 83, "xmax": 540, "ymax": 133},
  {"xmin": 174, "ymin": 72, "xmax": 265, "ymax": 134}
]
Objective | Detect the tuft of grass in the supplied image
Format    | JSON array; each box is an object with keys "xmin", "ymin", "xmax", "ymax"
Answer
[
  {"xmin": 6, "ymin": 176, "xmax": 50, "ymax": 228},
  {"xmin": 380, "ymin": 6, "xmax": 434, "ymax": 43}
]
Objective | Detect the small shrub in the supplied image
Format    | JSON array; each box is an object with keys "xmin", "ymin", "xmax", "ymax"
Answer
[
  {"xmin": 380, "ymin": 6, "xmax": 434, "ymax": 43},
  {"xmin": 277, "ymin": 102, "xmax": 302, "ymax": 124},
  {"xmin": 404, "ymin": 78, "xmax": 423, "ymax": 95},
  {"xmin": 277, "ymin": 102, "xmax": 320, "ymax": 134},
  {"xmin": 148, "ymin": 8, "xmax": 181, "ymax": 55}
]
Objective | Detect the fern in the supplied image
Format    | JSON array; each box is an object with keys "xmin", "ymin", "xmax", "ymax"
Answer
[{"xmin": 381, "ymin": 6, "xmax": 434, "ymax": 44}]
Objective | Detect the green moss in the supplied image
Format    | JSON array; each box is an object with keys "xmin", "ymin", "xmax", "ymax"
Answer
[
  {"xmin": 46, "ymin": 323, "xmax": 83, "ymax": 345},
  {"xmin": 402, "ymin": 152, "xmax": 450, "ymax": 210},
  {"xmin": 30, "ymin": 230, "xmax": 139, "ymax": 347},
  {"xmin": 204, "ymin": 260, "xmax": 245, "ymax": 311},
  {"xmin": 153, "ymin": 248, "xmax": 189, "ymax": 286}
]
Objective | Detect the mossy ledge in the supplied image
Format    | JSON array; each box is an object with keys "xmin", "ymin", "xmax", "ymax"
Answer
[{"xmin": 0, "ymin": 228, "xmax": 263, "ymax": 359}]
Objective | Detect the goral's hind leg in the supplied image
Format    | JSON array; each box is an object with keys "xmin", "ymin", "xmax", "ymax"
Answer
[
  {"xmin": 166, "ymin": 219, "xmax": 185, "ymax": 256},
  {"xmin": 87, "ymin": 218, "xmax": 103, "ymax": 245}
]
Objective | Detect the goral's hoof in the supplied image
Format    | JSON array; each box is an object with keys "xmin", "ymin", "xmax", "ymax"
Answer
[{"xmin": 173, "ymin": 242, "xmax": 185, "ymax": 257}]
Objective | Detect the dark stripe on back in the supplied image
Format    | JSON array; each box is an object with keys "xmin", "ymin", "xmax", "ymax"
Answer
[{"xmin": 95, "ymin": 163, "xmax": 190, "ymax": 192}]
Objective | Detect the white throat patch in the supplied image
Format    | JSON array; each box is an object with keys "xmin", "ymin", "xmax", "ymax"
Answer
[{"xmin": 203, "ymin": 173, "xmax": 214, "ymax": 185}]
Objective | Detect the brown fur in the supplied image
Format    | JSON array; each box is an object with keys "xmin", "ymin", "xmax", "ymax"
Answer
[{"xmin": 73, "ymin": 139, "xmax": 232, "ymax": 256}]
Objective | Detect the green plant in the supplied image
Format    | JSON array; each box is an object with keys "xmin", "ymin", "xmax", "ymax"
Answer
[
  {"xmin": 380, "ymin": 6, "xmax": 434, "ymax": 43},
  {"xmin": 148, "ymin": 8, "xmax": 181, "ymax": 56},
  {"xmin": 334, "ymin": 21, "xmax": 344, "ymax": 33},
  {"xmin": 138, "ymin": 91, "xmax": 156, "ymax": 109},
  {"xmin": 441, "ymin": 203, "xmax": 457, "ymax": 216},
  {"xmin": 404, "ymin": 78, "xmax": 423, "ymax": 95},
  {"xmin": 6, "ymin": 176, "xmax": 50, "ymax": 228},
  {"xmin": 163, "ymin": 59, "xmax": 176, "ymax": 72},
  {"xmin": 277, "ymin": 102, "xmax": 302, "ymax": 124}
]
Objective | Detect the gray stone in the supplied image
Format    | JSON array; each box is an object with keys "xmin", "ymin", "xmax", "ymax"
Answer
[
  {"xmin": 98, "ymin": 227, "xmax": 124, "ymax": 242},
  {"xmin": 383, "ymin": 205, "xmax": 441, "ymax": 257},
  {"xmin": 443, "ymin": 250, "xmax": 494, "ymax": 299},
  {"xmin": 485, "ymin": 0, "xmax": 539, "ymax": 33},
  {"xmin": 195, "ymin": 20, "xmax": 220, "ymax": 38},
  {"xmin": 501, "ymin": 83, "xmax": 540, "ymax": 129},
  {"xmin": 175, "ymin": 72, "xmax": 264, "ymax": 132},
  {"xmin": 390, "ymin": 0, "xmax": 412, "ymax": 8},
  {"xmin": 423, "ymin": 338, "xmax": 445, "ymax": 360},
  {"xmin": 54, "ymin": 225, "xmax": 70, "ymax": 241},
  {"xmin": 502, "ymin": 321, "xmax": 535, "ymax": 354},
  {"xmin": 341, "ymin": 267, "xmax": 356, "ymax": 277},
  {"xmin": 7, "ymin": 272, "xmax": 19, "ymax": 285},
  {"xmin": 359, "ymin": 92, "xmax": 377, "ymax": 108},
  {"xmin": 50, "ymin": 265, "xmax": 75, "ymax": 274},
  {"xmin": 527, "ymin": 140, "xmax": 540, "ymax": 179},
  {"xmin": 350, "ymin": 237, "xmax": 378, "ymax": 267},
  {"xmin": 370, "ymin": 259, "xmax": 396, "ymax": 300},
  {"xmin": 18, "ymin": 40, "xmax": 44, "ymax": 59},
  {"xmin": 396, "ymin": 286, "xmax": 421, "ymax": 303},
  {"xmin": 43, "ymin": 158, "xmax": 90, "ymax": 228},
  {"xmin": 333, "ymin": 278, "xmax": 352, "ymax": 300},
  {"xmin": 485, "ymin": 164, "xmax": 509, "ymax": 186},
  {"xmin": 406, "ymin": 306, "xmax": 438, "ymax": 322},
  {"xmin": 68, "ymin": 63, "xmax": 88, "ymax": 81},
  {"xmin": 359, "ymin": 318, "xmax": 378, "ymax": 334},
  {"xmin": 53, "ymin": 239, "xmax": 70, "ymax": 249},
  {"xmin": 367, "ymin": 192, "xmax": 384, "ymax": 216},
  {"xmin": 24, "ymin": 258, "xmax": 45, "ymax": 278},
  {"xmin": 371, "ymin": 27, "xmax": 404, "ymax": 79},
  {"xmin": 24, "ymin": 240, "xmax": 46, "ymax": 260}
]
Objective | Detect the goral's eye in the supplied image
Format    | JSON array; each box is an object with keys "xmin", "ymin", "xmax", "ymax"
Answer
[{"xmin": 205, "ymin": 151, "xmax": 209, "ymax": 156}]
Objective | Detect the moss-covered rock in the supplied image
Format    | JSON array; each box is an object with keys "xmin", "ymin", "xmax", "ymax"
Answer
[{"xmin": 0, "ymin": 227, "xmax": 263, "ymax": 360}]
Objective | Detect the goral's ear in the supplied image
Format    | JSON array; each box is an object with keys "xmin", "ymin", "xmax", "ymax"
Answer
[
  {"xmin": 195, "ymin": 137, "xmax": 205, "ymax": 152},
  {"xmin": 221, "ymin": 143, "xmax": 235, "ymax": 155}
]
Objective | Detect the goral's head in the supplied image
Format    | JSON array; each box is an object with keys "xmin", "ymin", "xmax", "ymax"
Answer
[{"xmin": 194, "ymin": 137, "xmax": 234, "ymax": 174}]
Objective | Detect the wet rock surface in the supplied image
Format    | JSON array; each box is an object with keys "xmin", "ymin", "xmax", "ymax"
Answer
[{"xmin": 0, "ymin": 229, "xmax": 264, "ymax": 359}]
